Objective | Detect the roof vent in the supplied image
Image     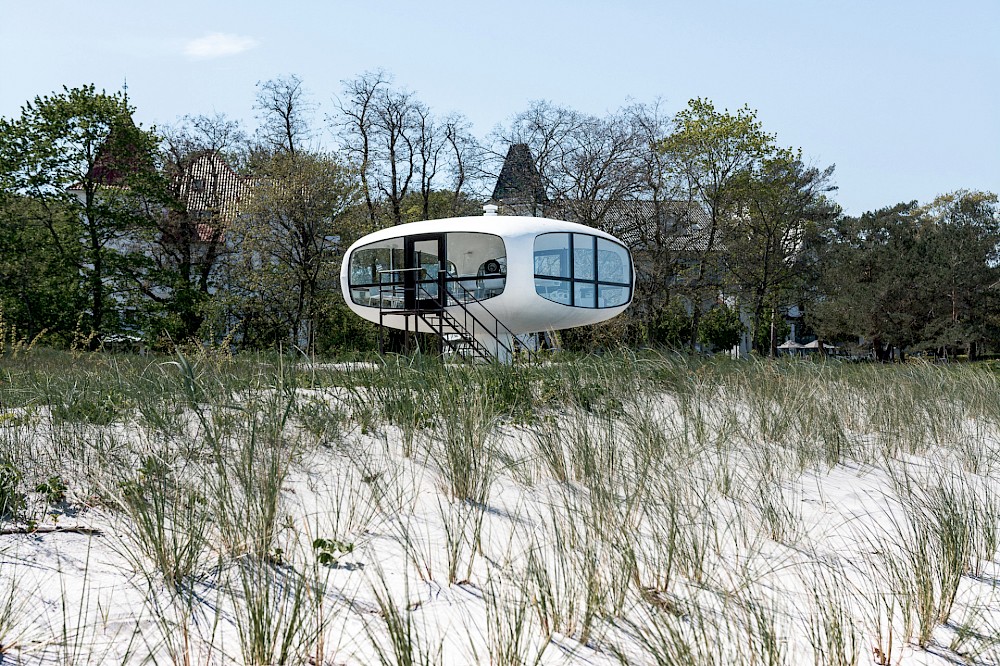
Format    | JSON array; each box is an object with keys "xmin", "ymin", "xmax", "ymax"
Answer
[{"xmin": 483, "ymin": 203, "xmax": 499, "ymax": 216}]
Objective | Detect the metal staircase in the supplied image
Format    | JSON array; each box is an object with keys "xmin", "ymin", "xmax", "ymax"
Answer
[
  {"xmin": 415, "ymin": 309, "xmax": 497, "ymax": 363},
  {"xmin": 377, "ymin": 273, "xmax": 537, "ymax": 364}
]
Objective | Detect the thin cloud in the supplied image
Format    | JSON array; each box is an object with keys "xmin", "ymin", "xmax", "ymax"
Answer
[{"xmin": 183, "ymin": 33, "xmax": 258, "ymax": 59}]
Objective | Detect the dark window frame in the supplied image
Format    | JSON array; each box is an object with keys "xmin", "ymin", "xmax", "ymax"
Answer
[
  {"xmin": 348, "ymin": 232, "xmax": 508, "ymax": 308},
  {"xmin": 533, "ymin": 232, "xmax": 632, "ymax": 309}
]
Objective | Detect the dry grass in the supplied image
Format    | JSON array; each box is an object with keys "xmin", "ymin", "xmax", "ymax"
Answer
[{"xmin": 0, "ymin": 349, "xmax": 997, "ymax": 664}]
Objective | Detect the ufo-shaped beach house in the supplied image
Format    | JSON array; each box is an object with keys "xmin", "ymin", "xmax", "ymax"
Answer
[{"xmin": 341, "ymin": 209, "xmax": 634, "ymax": 361}]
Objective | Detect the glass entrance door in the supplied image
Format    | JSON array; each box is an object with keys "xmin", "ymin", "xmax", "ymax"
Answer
[{"xmin": 404, "ymin": 234, "xmax": 445, "ymax": 310}]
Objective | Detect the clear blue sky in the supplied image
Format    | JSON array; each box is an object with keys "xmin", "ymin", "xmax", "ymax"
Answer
[{"xmin": 2, "ymin": 0, "xmax": 996, "ymax": 215}]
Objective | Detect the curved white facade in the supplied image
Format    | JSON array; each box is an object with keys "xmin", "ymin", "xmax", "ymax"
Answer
[{"xmin": 340, "ymin": 215, "xmax": 633, "ymax": 337}]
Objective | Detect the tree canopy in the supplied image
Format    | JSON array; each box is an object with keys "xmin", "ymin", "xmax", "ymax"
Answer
[
  {"xmin": 812, "ymin": 192, "xmax": 1000, "ymax": 359},
  {"xmin": 2, "ymin": 78, "xmax": 999, "ymax": 359},
  {"xmin": 0, "ymin": 85, "xmax": 163, "ymax": 343}
]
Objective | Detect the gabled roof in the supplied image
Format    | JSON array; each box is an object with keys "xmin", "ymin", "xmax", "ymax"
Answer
[{"xmin": 174, "ymin": 150, "xmax": 251, "ymax": 223}]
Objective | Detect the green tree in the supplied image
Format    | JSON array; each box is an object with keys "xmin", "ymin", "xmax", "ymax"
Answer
[
  {"xmin": 914, "ymin": 190, "xmax": 1000, "ymax": 358},
  {"xmin": 812, "ymin": 202, "xmax": 928, "ymax": 360},
  {"xmin": 724, "ymin": 155, "xmax": 839, "ymax": 355},
  {"xmin": 399, "ymin": 189, "xmax": 481, "ymax": 223},
  {"xmin": 225, "ymin": 151, "xmax": 360, "ymax": 351},
  {"xmin": 659, "ymin": 98, "xmax": 778, "ymax": 346},
  {"xmin": 0, "ymin": 193, "xmax": 83, "ymax": 341},
  {"xmin": 0, "ymin": 85, "xmax": 163, "ymax": 343},
  {"xmin": 813, "ymin": 193, "xmax": 1000, "ymax": 360},
  {"xmin": 649, "ymin": 297, "xmax": 694, "ymax": 349},
  {"xmin": 750, "ymin": 304, "xmax": 791, "ymax": 354},
  {"xmin": 698, "ymin": 302, "xmax": 744, "ymax": 352}
]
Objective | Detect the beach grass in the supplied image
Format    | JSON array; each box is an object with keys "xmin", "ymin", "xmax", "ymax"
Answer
[{"xmin": 0, "ymin": 348, "xmax": 997, "ymax": 664}]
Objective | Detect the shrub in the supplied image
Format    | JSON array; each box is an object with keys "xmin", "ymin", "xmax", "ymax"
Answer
[
  {"xmin": 0, "ymin": 463, "xmax": 25, "ymax": 519},
  {"xmin": 35, "ymin": 476, "xmax": 68, "ymax": 505},
  {"xmin": 698, "ymin": 303, "xmax": 744, "ymax": 352}
]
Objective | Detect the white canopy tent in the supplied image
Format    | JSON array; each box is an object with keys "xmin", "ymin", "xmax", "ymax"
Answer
[{"xmin": 801, "ymin": 340, "xmax": 837, "ymax": 351}]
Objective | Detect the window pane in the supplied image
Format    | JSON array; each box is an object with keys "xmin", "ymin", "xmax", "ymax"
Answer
[
  {"xmin": 446, "ymin": 232, "xmax": 506, "ymax": 276},
  {"xmin": 533, "ymin": 233, "xmax": 570, "ymax": 278},
  {"xmin": 349, "ymin": 237, "xmax": 404, "ymax": 286},
  {"xmin": 349, "ymin": 237, "xmax": 404, "ymax": 306},
  {"xmin": 446, "ymin": 232, "xmax": 506, "ymax": 301},
  {"xmin": 574, "ymin": 282, "xmax": 596, "ymax": 308},
  {"xmin": 535, "ymin": 278, "xmax": 571, "ymax": 305},
  {"xmin": 599, "ymin": 284, "xmax": 629, "ymax": 307},
  {"xmin": 573, "ymin": 234, "xmax": 595, "ymax": 281},
  {"xmin": 412, "ymin": 239, "xmax": 440, "ymax": 279},
  {"xmin": 597, "ymin": 238, "xmax": 630, "ymax": 284}
]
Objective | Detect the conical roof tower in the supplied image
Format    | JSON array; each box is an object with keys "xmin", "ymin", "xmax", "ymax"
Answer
[{"xmin": 491, "ymin": 144, "xmax": 548, "ymax": 216}]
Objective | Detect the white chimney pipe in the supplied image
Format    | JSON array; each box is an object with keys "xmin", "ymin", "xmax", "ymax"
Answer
[{"xmin": 483, "ymin": 203, "xmax": 499, "ymax": 216}]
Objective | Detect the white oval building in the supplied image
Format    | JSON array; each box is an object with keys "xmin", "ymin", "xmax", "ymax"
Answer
[{"xmin": 340, "ymin": 213, "xmax": 634, "ymax": 360}]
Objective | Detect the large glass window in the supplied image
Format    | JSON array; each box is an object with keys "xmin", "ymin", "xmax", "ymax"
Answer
[
  {"xmin": 349, "ymin": 237, "xmax": 405, "ymax": 306},
  {"xmin": 443, "ymin": 232, "xmax": 507, "ymax": 303},
  {"xmin": 533, "ymin": 232, "xmax": 632, "ymax": 309},
  {"xmin": 348, "ymin": 232, "xmax": 506, "ymax": 308},
  {"xmin": 533, "ymin": 233, "xmax": 570, "ymax": 278}
]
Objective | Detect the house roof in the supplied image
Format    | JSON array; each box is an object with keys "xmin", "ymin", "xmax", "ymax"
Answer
[
  {"xmin": 66, "ymin": 117, "xmax": 156, "ymax": 192},
  {"xmin": 491, "ymin": 144, "xmax": 548, "ymax": 205},
  {"xmin": 602, "ymin": 199, "xmax": 712, "ymax": 252},
  {"xmin": 89, "ymin": 117, "xmax": 156, "ymax": 187},
  {"xmin": 174, "ymin": 150, "xmax": 251, "ymax": 223}
]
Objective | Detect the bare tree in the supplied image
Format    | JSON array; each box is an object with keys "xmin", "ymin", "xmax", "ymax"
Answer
[
  {"xmin": 442, "ymin": 113, "xmax": 486, "ymax": 213},
  {"xmin": 255, "ymin": 74, "xmax": 314, "ymax": 156},
  {"xmin": 162, "ymin": 112, "xmax": 249, "ymax": 169},
  {"xmin": 337, "ymin": 73, "xmax": 441, "ymax": 226},
  {"xmin": 490, "ymin": 100, "xmax": 586, "ymax": 199},
  {"xmin": 334, "ymin": 70, "xmax": 388, "ymax": 227},
  {"xmin": 372, "ymin": 84, "xmax": 418, "ymax": 225},
  {"xmin": 414, "ymin": 102, "xmax": 441, "ymax": 221},
  {"xmin": 146, "ymin": 113, "xmax": 251, "ymax": 340},
  {"xmin": 614, "ymin": 102, "xmax": 697, "ymax": 337},
  {"xmin": 491, "ymin": 101, "xmax": 651, "ymax": 227},
  {"xmin": 552, "ymin": 112, "xmax": 645, "ymax": 228}
]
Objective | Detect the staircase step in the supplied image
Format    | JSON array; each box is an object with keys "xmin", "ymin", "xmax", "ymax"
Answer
[{"xmin": 404, "ymin": 296, "xmax": 534, "ymax": 365}]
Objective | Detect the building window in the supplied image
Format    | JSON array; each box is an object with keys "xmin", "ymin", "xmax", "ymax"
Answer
[
  {"xmin": 348, "ymin": 237, "xmax": 405, "ymax": 307},
  {"xmin": 445, "ymin": 232, "xmax": 506, "ymax": 302},
  {"xmin": 347, "ymin": 232, "xmax": 506, "ymax": 308},
  {"xmin": 533, "ymin": 232, "xmax": 631, "ymax": 308},
  {"xmin": 191, "ymin": 178, "xmax": 206, "ymax": 192}
]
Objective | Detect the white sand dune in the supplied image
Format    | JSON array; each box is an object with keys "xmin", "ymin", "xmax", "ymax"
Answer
[{"xmin": 0, "ymin": 354, "xmax": 997, "ymax": 664}]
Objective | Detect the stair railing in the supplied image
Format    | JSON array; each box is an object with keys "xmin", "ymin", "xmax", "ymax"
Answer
[
  {"xmin": 440, "ymin": 278, "xmax": 537, "ymax": 362},
  {"xmin": 374, "ymin": 268, "xmax": 536, "ymax": 363}
]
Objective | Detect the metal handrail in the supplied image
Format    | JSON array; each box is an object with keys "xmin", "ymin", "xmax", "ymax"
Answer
[
  {"xmin": 373, "ymin": 267, "xmax": 535, "ymax": 363},
  {"xmin": 441, "ymin": 278, "xmax": 536, "ymax": 360},
  {"xmin": 377, "ymin": 267, "xmax": 425, "ymax": 274},
  {"xmin": 415, "ymin": 282, "xmax": 511, "ymax": 359}
]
